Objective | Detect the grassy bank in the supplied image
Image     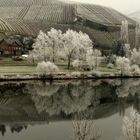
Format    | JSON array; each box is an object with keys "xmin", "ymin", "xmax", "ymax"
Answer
[{"xmin": 0, "ymin": 58, "xmax": 119, "ymax": 77}]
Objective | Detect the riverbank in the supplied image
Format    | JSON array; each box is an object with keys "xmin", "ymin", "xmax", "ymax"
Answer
[{"xmin": 0, "ymin": 72, "xmax": 140, "ymax": 81}]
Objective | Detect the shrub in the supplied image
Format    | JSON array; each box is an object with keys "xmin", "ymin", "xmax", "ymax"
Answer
[
  {"xmin": 107, "ymin": 63, "xmax": 114, "ymax": 69},
  {"xmin": 131, "ymin": 64, "xmax": 140, "ymax": 76},
  {"xmin": 116, "ymin": 57, "xmax": 131, "ymax": 76},
  {"xmin": 72, "ymin": 59, "xmax": 81, "ymax": 70},
  {"xmin": 36, "ymin": 61, "xmax": 59, "ymax": 76}
]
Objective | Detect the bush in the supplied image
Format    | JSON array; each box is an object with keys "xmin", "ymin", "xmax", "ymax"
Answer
[
  {"xmin": 91, "ymin": 71, "xmax": 102, "ymax": 77},
  {"xmin": 116, "ymin": 57, "xmax": 131, "ymax": 76},
  {"xmin": 131, "ymin": 64, "xmax": 140, "ymax": 76},
  {"xmin": 107, "ymin": 63, "xmax": 114, "ymax": 69},
  {"xmin": 72, "ymin": 59, "xmax": 81, "ymax": 70},
  {"xmin": 36, "ymin": 61, "xmax": 59, "ymax": 76}
]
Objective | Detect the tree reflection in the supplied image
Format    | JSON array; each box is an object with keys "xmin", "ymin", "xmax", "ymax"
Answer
[
  {"xmin": 29, "ymin": 79, "xmax": 140, "ymax": 118},
  {"xmin": 0, "ymin": 125, "xmax": 6, "ymax": 136},
  {"xmin": 0, "ymin": 124, "xmax": 27, "ymax": 136},
  {"xmin": 0, "ymin": 79, "xmax": 139, "ymax": 137},
  {"xmin": 72, "ymin": 112, "xmax": 101, "ymax": 140},
  {"xmin": 11, "ymin": 125, "xmax": 27, "ymax": 133},
  {"xmin": 121, "ymin": 109, "xmax": 140, "ymax": 140}
]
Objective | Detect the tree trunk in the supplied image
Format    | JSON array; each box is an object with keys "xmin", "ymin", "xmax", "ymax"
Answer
[
  {"xmin": 68, "ymin": 57, "xmax": 71, "ymax": 69},
  {"xmin": 52, "ymin": 41, "xmax": 55, "ymax": 63}
]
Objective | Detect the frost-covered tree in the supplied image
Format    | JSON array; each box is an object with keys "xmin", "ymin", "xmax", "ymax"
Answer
[
  {"xmin": 131, "ymin": 64, "xmax": 140, "ymax": 76},
  {"xmin": 131, "ymin": 48, "xmax": 140, "ymax": 66},
  {"xmin": 72, "ymin": 59, "xmax": 81, "ymax": 70},
  {"xmin": 29, "ymin": 29, "xmax": 63, "ymax": 63},
  {"xmin": 135, "ymin": 23, "xmax": 140, "ymax": 49},
  {"xmin": 116, "ymin": 57, "xmax": 131, "ymax": 76},
  {"xmin": 121, "ymin": 109, "xmax": 140, "ymax": 140},
  {"xmin": 48, "ymin": 28, "xmax": 63, "ymax": 62},
  {"xmin": 62, "ymin": 30, "xmax": 92, "ymax": 69},
  {"xmin": 123, "ymin": 43, "xmax": 131, "ymax": 58},
  {"xmin": 36, "ymin": 61, "xmax": 59, "ymax": 76},
  {"xmin": 29, "ymin": 30, "xmax": 52, "ymax": 62},
  {"xmin": 86, "ymin": 48, "xmax": 101, "ymax": 70},
  {"xmin": 121, "ymin": 20, "xmax": 129, "ymax": 43}
]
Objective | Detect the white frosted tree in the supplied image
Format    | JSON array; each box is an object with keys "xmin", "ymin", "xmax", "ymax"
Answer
[
  {"xmin": 86, "ymin": 48, "xmax": 101, "ymax": 70},
  {"xmin": 29, "ymin": 29, "xmax": 63, "ymax": 63},
  {"xmin": 72, "ymin": 59, "xmax": 81, "ymax": 70},
  {"xmin": 29, "ymin": 30, "xmax": 52, "ymax": 62},
  {"xmin": 121, "ymin": 20, "xmax": 129, "ymax": 43},
  {"xmin": 48, "ymin": 28, "xmax": 63, "ymax": 62},
  {"xmin": 62, "ymin": 29, "xmax": 92, "ymax": 69},
  {"xmin": 131, "ymin": 48, "xmax": 140, "ymax": 66},
  {"xmin": 123, "ymin": 43, "xmax": 131, "ymax": 58},
  {"xmin": 135, "ymin": 23, "xmax": 140, "ymax": 49},
  {"xmin": 116, "ymin": 57, "xmax": 131, "ymax": 76}
]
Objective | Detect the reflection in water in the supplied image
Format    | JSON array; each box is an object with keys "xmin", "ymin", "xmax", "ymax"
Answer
[
  {"xmin": 0, "ymin": 79, "xmax": 139, "ymax": 139},
  {"xmin": 121, "ymin": 109, "xmax": 140, "ymax": 140},
  {"xmin": 11, "ymin": 125, "xmax": 27, "ymax": 133},
  {"xmin": 72, "ymin": 112, "xmax": 101, "ymax": 140},
  {"xmin": 0, "ymin": 125, "xmax": 5, "ymax": 136}
]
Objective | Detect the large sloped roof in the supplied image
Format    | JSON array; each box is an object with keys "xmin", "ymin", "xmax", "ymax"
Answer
[{"xmin": 0, "ymin": 0, "xmax": 136, "ymax": 35}]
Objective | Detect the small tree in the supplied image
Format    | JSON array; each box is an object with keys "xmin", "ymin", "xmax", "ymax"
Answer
[
  {"xmin": 121, "ymin": 20, "xmax": 129, "ymax": 43},
  {"xmin": 36, "ymin": 61, "xmax": 59, "ymax": 77},
  {"xmin": 123, "ymin": 43, "xmax": 131, "ymax": 58},
  {"xmin": 116, "ymin": 57, "xmax": 131, "ymax": 76},
  {"xmin": 135, "ymin": 23, "xmax": 140, "ymax": 49},
  {"xmin": 72, "ymin": 59, "xmax": 81, "ymax": 70},
  {"xmin": 86, "ymin": 48, "xmax": 101, "ymax": 70},
  {"xmin": 131, "ymin": 48, "xmax": 140, "ymax": 66}
]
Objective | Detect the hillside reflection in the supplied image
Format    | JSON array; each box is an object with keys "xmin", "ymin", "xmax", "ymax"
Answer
[{"xmin": 0, "ymin": 79, "xmax": 139, "ymax": 136}]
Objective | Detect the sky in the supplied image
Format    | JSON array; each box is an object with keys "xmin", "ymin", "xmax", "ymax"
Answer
[{"xmin": 67, "ymin": 0, "xmax": 140, "ymax": 15}]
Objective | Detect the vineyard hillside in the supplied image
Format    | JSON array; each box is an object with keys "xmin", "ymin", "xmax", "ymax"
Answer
[{"xmin": 0, "ymin": 0, "xmax": 136, "ymax": 49}]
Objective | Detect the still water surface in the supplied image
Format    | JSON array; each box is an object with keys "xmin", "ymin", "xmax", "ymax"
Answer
[{"xmin": 0, "ymin": 79, "xmax": 139, "ymax": 140}]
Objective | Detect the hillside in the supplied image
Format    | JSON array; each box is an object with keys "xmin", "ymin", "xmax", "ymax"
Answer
[
  {"xmin": 129, "ymin": 11, "xmax": 140, "ymax": 23},
  {"xmin": 0, "ymin": 0, "xmax": 136, "ymax": 50},
  {"xmin": 0, "ymin": 0, "xmax": 136, "ymax": 34}
]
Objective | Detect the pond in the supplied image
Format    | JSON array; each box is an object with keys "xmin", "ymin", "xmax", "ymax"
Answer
[{"xmin": 0, "ymin": 79, "xmax": 139, "ymax": 140}]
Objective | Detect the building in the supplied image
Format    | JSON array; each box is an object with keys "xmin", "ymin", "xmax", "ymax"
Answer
[{"xmin": 0, "ymin": 38, "xmax": 22, "ymax": 56}]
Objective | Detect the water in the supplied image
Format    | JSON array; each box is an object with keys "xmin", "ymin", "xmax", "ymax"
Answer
[{"xmin": 0, "ymin": 79, "xmax": 139, "ymax": 140}]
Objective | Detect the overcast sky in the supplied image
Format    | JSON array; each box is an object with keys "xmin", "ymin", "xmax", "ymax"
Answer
[{"xmin": 68, "ymin": 0, "xmax": 140, "ymax": 15}]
